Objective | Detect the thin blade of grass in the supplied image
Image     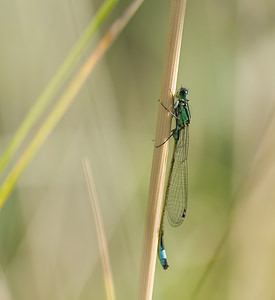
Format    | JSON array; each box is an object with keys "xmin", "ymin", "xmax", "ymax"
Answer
[
  {"xmin": 0, "ymin": 0, "xmax": 119, "ymax": 175},
  {"xmin": 0, "ymin": 0, "xmax": 143, "ymax": 208},
  {"xmin": 82, "ymin": 158, "xmax": 116, "ymax": 300}
]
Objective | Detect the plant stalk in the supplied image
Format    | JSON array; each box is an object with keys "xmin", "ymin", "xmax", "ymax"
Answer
[{"xmin": 137, "ymin": 1, "xmax": 187, "ymax": 299}]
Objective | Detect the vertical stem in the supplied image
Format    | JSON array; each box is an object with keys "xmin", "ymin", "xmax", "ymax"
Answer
[
  {"xmin": 137, "ymin": 1, "xmax": 187, "ymax": 299},
  {"xmin": 82, "ymin": 158, "xmax": 116, "ymax": 300}
]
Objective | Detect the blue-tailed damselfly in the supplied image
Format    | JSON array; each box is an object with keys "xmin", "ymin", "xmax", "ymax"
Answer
[{"xmin": 158, "ymin": 87, "xmax": 191, "ymax": 270}]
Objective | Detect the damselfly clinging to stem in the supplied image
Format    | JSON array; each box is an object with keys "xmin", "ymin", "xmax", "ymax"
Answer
[{"xmin": 157, "ymin": 87, "xmax": 191, "ymax": 270}]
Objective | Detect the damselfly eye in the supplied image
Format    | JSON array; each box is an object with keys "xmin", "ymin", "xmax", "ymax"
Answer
[
  {"xmin": 177, "ymin": 87, "xmax": 188, "ymax": 99},
  {"xmin": 182, "ymin": 88, "xmax": 188, "ymax": 95}
]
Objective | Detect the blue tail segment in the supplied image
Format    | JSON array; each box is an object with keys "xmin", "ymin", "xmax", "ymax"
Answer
[{"xmin": 159, "ymin": 232, "xmax": 169, "ymax": 270}]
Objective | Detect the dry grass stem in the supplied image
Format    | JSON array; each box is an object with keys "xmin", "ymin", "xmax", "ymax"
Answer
[
  {"xmin": 82, "ymin": 158, "xmax": 116, "ymax": 300},
  {"xmin": 137, "ymin": 1, "xmax": 187, "ymax": 299}
]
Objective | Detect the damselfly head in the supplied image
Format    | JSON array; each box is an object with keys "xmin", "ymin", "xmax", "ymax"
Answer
[{"xmin": 176, "ymin": 87, "xmax": 188, "ymax": 100}]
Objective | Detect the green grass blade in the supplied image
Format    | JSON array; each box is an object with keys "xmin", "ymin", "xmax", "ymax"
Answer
[
  {"xmin": 0, "ymin": 0, "xmax": 119, "ymax": 175},
  {"xmin": 0, "ymin": 0, "xmax": 142, "ymax": 208}
]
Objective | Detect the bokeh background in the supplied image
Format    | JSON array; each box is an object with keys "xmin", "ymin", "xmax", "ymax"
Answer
[{"xmin": 1, "ymin": 0, "xmax": 275, "ymax": 299}]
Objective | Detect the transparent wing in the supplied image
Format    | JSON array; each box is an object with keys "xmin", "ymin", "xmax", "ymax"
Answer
[{"xmin": 166, "ymin": 126, "xmax": 189, "ymax": 227}]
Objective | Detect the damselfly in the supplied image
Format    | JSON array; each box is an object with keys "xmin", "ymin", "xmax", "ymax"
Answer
[{"xmin": 158, "ymin": 87, "xmax": 191, "ymax": 270}]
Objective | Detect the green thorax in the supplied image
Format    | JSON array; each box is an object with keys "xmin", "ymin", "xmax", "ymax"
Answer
[
  {"xmin": 173, "ymin": 87, "xmax": 191, "ymax": 141},
  {"xmin": 176, "ymin": 100, "xmax": 191, "ymax": 127}
]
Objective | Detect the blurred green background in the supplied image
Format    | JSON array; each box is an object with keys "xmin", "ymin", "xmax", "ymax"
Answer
[{"xmin": 1, "ymin": 0, "xmax": 275, "ymax": 299}]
